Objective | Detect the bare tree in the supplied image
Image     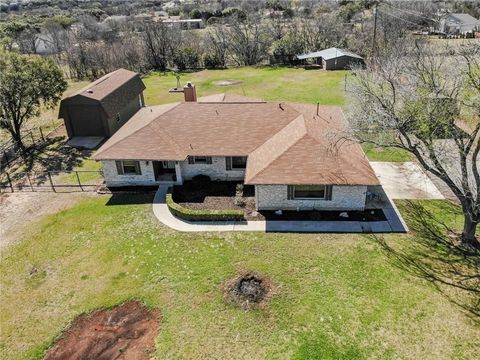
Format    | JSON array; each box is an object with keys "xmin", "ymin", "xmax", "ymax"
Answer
[
  {"xmin": 301, "ymin": 13, "xmax": 346, "ymax": 52},
  {"xmin": 141, "ymin": 22, "xmax": 179, "ymax": 71},
  {"xmin": 204, "ymin": 25, "xmax": 229, "ymax": 68},
  {"xmin": 348, "ymin": 41, "xmax": 480, "ymax": 247},
  {"xmin": 226, "ymin": 16, "xmax": 267, "ymax": 66}
]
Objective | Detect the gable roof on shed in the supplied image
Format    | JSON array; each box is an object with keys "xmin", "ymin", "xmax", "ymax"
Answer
[
  {"xmin": 93, "ymin": 95, "xmax": 379, "ymax": 186},
  {"xmin": 445, "ymin": 13, "xmax": 480, "ymax": 25},
  {"xmin": 296, "ymin": 47, "xmax": 364, "ymax": 61},
  {"xmin": 59, "ymin": 69, "xmax": 145, "ymax": 119}
]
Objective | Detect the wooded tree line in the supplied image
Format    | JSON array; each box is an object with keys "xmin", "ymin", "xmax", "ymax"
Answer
[{"xmin": 0, "ymin": 0, "xmax": 427, "ymax": 81}]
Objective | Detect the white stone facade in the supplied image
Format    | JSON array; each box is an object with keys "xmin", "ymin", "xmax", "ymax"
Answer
[
  {"xmin": 102, "ymin": 160, "xmax": 156, "ymax": 187},
  {"xmin": 102, "ymin": 157, "xmax": 244, "ymax": 187},
  {"xmin": 102, "ymin": 159, "xmax": 368, "ymax": 212},
  {"xmin": 255, "ymin": 185, "xmax": 368, "ymax": 211},
  {"xmin": 179, "ymin": 156, "xmax": 245, "ymax": 181}
]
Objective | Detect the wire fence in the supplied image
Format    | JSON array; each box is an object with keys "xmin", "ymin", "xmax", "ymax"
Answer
[
  {"xmin": 0, "ymin": 170, "xmax": 104, "ymax": 193},
  {"xmin": 0, "ymin": 122, "xmax": 63, "ymax": 172}
]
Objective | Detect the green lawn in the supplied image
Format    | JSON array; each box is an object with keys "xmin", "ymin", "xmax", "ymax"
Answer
[
  {"xmin": 0, "ymin": 196, "xmax": 478, "ymax": 359},
  {"xmin": 362, "ymin": 143, "xmax": 414, "ymax": 162},
  {"xmin": 143, "ymin": 67, "xmax": 347, "ymax": 106}
]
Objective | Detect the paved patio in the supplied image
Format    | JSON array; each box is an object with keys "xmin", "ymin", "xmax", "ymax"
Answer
[
  {"xmin": 152, "ymin": 186, "xmax": 407, "ymax": 233},
  {"xmin": 370, "ymin": 162, "xmax": 444, "ymax": 200}
]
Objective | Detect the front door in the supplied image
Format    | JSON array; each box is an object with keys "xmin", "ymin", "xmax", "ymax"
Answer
[{"xmin": 153, "ymin": 161, "xmax": 176, "ymax": 181}]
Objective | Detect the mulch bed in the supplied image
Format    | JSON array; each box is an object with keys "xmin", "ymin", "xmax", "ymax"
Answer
[
  {"xmin": 173, "ymin": 181, "xmax": 387, "ymax": 222},
  {"xmin": 43, "ymin": 301, "xmax": 160, "ymax": 360},
  {"xmin": 260, "ymin": 209, "xmax": 387, "ymax": 222},
  {"xmin": 173, "ymin": 181, "xmax": 262, "ymax": 220}
]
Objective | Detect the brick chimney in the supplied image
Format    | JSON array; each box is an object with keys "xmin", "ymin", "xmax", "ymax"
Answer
[{"xmin": 183, "ymin": 82, "xmax": 197, "ymax": 102}]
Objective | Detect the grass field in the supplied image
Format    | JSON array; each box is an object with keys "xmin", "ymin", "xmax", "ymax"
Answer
[
  {"xmin": 142, "ymin": 67, "xmax": 348, "ymax": 106},
  {"xmin": 362, "ymin": 143, "xmax": 414, "ymax": 162},
  {"xmin": 0, "ymin": 196, "xmax": 478, "ymax": 360}
]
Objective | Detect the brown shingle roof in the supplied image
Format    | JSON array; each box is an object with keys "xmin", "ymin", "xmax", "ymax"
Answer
[
  {"xmin": 61, "ymin": 69, "xmax": 145, "ymax": 118},
  {"xmin": 94, "ymin": 101, "xmax": 299, "ymax": 160},
  {"xmin": 244, "ymin": 104, "xmax": 379, "ymax": 185},
  {"xmin": 93, "ymin": 98, "xmax": 379, "ymax": 186}
]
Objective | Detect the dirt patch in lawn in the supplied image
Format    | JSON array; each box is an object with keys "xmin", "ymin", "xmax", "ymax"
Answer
[
  {"xmin": 212, "ymin": 79, "xmax": 244, "ymax": 86},
  {"xmin": 224, "ymin": 271, "xmax": 272, "ymax": 309},
  {"xmin": 0, "ymin": 191, "xmax": 97, "ymax": 249},
  {"xmin": 43, "ymin": 301, "xmax": 160, "ymax": 360}
]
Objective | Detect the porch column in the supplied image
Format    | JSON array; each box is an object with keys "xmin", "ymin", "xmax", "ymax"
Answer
[{"xmin": 175, "ymin": 162, "xmax": 183, "ymax": 185}]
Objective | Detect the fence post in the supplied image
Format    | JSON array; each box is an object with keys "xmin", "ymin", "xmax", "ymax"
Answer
[
  {"xmin": 75, "ymin": 171, "xmax": 84, "ymax": 191},
  {"xmin": 6, "ymin": 172, "xmax": 14, "ymax": 192},
  {"xmin": 39, "ymin": 127, "xmax": 45, "ymax": 142},
  {"xmin": 26, "ymin": 172, "xmax": 34, "ymax": 192},
  {"xmin": 3, "ymin": 151, "xmax": 8, "ymax": 167},
  {"xmin": 47, "ymin": 171, "xmax": 56, "ymax": 192}
]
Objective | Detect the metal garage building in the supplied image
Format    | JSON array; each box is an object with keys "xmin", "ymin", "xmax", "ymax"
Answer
[
  {"xmin": 58, "ymin": 69, "xmax": 146, "ymax": 141},
  {"xmin": 296, "ymin": 47, "xmax": 365, "ymax": 70}
]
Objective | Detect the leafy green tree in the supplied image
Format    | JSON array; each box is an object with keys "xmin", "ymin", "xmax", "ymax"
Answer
[
  {"xmin": 0, "ymin": 52, "xmax": 67, "ymax": 151},
  {"xmin": 173, "ymin": 47, "xmax": 200, "ymax": 70}
]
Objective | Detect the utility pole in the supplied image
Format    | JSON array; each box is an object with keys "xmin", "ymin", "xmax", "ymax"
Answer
[{"xmin": 372, "ymin": 2, "xmax": 378, "ymax": 62}]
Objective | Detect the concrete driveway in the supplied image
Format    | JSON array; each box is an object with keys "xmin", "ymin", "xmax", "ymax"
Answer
[{"xmin": 370, "ymin": 162, "xmax": 444, "ymax": 200}]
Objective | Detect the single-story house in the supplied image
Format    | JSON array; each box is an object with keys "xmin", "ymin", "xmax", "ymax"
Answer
[
  {"xmin": 437, "ymin": 13, "xmax": 480, "ymax": 35},
  {"xmin": 58, "ymin": 69, "xmax": 146, "ymax": 139},
  {"xmin": 296, "ymin": 48, "xmax": 364, "ymax": 70},
  {"xmin": 93, "ymin": 84, "xmax": 380, "ymax": 212}
]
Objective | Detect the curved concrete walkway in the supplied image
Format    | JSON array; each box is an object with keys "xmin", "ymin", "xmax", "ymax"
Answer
[
  {"xmin": 152, "ymin": 186, "xmax": 265, "ymax": 232},
  {"xmin": 152, "ymin": 186, "xmax": 407, "ymax": 233}
]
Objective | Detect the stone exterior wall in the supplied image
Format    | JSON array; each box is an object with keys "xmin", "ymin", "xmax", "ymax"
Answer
[
  {"xmin": 102, "ymin": 160, "xmax": 157, "ymax": 187},
  {"xmin": 102, "ymin": 157, "xmax": 243, "ymax": 187},
  {"xmin": 179, "ymin": 157, "xmax": 245, "ymax": 181},
  {"xmin": 255, "ymin": 185, "xmax": 368, "ymax": 211}
]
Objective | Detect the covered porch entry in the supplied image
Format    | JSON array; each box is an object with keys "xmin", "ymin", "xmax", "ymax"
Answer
[{"xmin": 153, "ymin": 161, "xmax": 182, "ymax": 183}]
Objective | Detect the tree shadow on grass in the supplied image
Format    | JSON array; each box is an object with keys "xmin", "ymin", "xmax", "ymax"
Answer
[
  {"xmin": 372, "ymin": 201, "xmax": 479, "ymax": 321},
  {"xmin": 8, "ymin": 136, "xmax": 92, "ymax": 186}
]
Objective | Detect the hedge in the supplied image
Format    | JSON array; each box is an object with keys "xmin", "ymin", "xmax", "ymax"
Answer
[{"xmin": 166, "ymin": 188, "xmax": 245, "ymax": 222}]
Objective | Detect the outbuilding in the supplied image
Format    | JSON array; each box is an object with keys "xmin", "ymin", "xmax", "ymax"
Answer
[
  {"xmin": 58, "ymin": 69, "xmax": 146, "ymax": 142},
  {"xmin": 296, "ymin": 47, "xmax": 364, "ymax": 70},
  {"xmin": 437, "ymin": 13, "xmax": 480, "ymax": 35}
]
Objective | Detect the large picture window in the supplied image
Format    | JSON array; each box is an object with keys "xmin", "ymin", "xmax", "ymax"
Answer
[
  {"xmin": 293, "ymin": 185, "xmax": 326, "ymax": 199},
  {"xmin": 115, "ymin": 160, "xmax": 141, "ymax": 175}
]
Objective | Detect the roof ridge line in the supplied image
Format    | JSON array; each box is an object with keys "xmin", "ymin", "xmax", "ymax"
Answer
[
  {"xmin": 246, "ymin": 132, "xmax": 309, "ymax": 184},
  {"xmin": 246, "ymin": 113, "xmax": 307, "ymax": 182},
  {"xmin": 248, "ymin": 104, "xmax": 302, "ymax": 154},
  {"xmin": 94, "ymin": 103, "xmax": 181, "ymax": 157}
]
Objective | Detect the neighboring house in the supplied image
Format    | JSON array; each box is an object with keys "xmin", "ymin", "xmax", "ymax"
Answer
[
  {"xmin": 58, "ymin": 69, "xmax": 146, "ymax": 140},
  {"xmin": 438, "ymin": 13, "xmax": 480, "ymax": 35},
  {"xmin": 93, "ymin": 84, "xmax": 380, "ymax": 212},
  {"xmin": 296, "ymin": 48, "xmax": 364, "ymax": 70},
  {"xmin": 161, "ymin": 18, "xmax": 204, "ymax": 29}
]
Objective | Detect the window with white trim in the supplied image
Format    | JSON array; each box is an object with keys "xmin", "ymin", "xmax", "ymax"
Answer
[{"xmin": 115, "ymin": 160, "xmax": 141, "ymax": 175}]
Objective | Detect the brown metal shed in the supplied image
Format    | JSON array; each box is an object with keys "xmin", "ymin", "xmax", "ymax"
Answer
[{"xmin": 58, "ymin": 69, "xmax": 146, "ymax": 139}]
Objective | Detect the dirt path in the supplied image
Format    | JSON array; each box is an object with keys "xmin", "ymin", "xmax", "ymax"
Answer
[{"xmin": 0, "ymin": 191, "xmax": 97, "ymax": 249}]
